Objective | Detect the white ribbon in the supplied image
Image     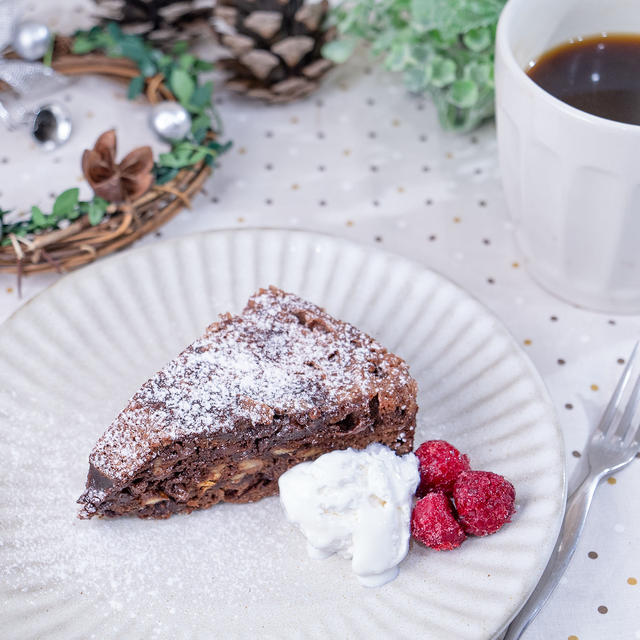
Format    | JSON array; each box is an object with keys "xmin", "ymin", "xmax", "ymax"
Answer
[{"xmin": 0, "ymin": 0, "xmax": 69, "ymax": 128}]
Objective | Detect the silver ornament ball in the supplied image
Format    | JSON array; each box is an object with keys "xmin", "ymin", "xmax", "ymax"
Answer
[
  {"xmin": 31, "ymin": 103, "xmax": 73, "ymax": 151},
  {"xmin": 149, "ymin": 102, "xmax": 192, "ymax": 141},
  {"xmin": 12, "ymin": 20, "xmax": 52, "ymax": 61}
]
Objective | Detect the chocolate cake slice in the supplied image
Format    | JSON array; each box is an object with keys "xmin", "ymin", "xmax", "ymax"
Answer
[{"xmin": 78, "ymin": 286, "xmax": 417, "ymax": 519}]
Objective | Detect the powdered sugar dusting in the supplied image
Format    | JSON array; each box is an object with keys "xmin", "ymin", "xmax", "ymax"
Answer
[{"xmin": 89, "ymin": 287, "xmax": 413, "ymax": 484}]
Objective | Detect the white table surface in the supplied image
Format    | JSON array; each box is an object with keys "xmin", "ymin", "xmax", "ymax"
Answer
[{"xmin": 1, "ymin": 2, "xmax": 639, "ymax": 639}]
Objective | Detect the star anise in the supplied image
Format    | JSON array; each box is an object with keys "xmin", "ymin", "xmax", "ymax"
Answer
[{"xmin": 81, "ymin": 129, "xmax": 154, "ymax": 203}]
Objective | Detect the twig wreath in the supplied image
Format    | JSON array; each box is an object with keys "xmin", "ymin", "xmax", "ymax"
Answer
[{"xmin": 0, "ymin": 23, "xmax": 230, "ymax": 286}]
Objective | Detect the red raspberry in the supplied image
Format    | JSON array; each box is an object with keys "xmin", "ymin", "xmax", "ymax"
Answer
[
  {"xmin": 453, "ymin": 470, "xmax": 516, "ymax": 536},
  {"xmin": 415, "ymin": 440, "xmax": 470, "ymax": 495},
  {"xmin": 411, "ymin": 492, "xmax": 466, "ymax": 550}
]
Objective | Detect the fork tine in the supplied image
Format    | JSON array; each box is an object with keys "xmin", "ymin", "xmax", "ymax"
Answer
[{"xmin": 598, "ymin": 341, "xmax": 639, "ymax": 434}]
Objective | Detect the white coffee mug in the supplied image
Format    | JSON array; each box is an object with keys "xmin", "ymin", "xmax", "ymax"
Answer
[{"xmin": 495, "ymin": 0, "xmax": 640, "ymax": 314}]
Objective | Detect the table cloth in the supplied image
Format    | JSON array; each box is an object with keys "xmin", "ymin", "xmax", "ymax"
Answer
[{"xmin": 0, "ymin": 2, "xmax": 638, "ymax": 638}]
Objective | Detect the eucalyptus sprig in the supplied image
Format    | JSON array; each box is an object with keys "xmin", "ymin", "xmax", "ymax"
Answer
[{"xmin": 323, "ymin": 0, "xmax": 506, "ymax": 132}]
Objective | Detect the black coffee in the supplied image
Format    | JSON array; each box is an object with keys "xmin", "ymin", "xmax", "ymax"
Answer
[{"xmin": 527, "ymin": 33, "xmax": 640, "ymax": 125}]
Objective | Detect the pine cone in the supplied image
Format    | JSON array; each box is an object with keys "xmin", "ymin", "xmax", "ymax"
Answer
[
  {"xmin": 92, "ymin": 0, "xmax": 215, "ymax": 48},
  {"xmin": 213, "ymin": 0, "xmax": 335, "ymax": 104},
  {"xmin": 82, "ymin": 130, "xmax": 154, "ymax": 202}
]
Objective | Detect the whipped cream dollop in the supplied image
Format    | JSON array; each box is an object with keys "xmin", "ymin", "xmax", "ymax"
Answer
[{"xmin": 278, "ymin": 443, "xmax": 420, "ymax": 587}]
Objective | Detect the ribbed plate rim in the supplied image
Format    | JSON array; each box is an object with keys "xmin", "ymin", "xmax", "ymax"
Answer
[{"xmin": 0, "ymin": 226, "xmax": 566, "ymax": 640}]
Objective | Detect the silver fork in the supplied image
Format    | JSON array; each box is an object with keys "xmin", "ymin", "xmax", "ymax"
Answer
[{"xmin": 503, "ymin": 342, "xmax": 640, "ymax": 640}]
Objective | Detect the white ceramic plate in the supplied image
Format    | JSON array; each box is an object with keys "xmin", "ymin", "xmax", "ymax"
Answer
[{"xmin": 0, "ymin": 229, "xmax": 565, "ymax": 640}]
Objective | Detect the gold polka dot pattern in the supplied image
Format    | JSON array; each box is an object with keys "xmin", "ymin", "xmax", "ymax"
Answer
[{"xmin": 0, "ymin": 8, "xmax": 638, "ymax": 636}]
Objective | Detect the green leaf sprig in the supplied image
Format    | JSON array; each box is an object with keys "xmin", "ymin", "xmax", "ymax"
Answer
[
  {"xmin": 0, "ymin": 191, "xmax": 109, "ymax": 246},
  {"xmin": 323, "ymin": 0, "xmax": 506, "ymax": 132},
  {"xmin": 154, "ymin": 138, "xmax": 232, "ymax": 185},
  {"xmin": 0, "ymin": 24, "xmax": 230, "ymax": 246},
  {"xmin": 72, "ymin": 24, "xmax": 217, "ymax": 130}
]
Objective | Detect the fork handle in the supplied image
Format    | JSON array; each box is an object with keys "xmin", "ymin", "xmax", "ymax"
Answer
[{"xmin": 502, "ymin": 472, "xmax": 602, "ymax": 640}]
